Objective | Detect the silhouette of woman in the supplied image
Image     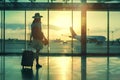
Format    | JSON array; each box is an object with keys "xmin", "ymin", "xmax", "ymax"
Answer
[{"xmin": 30, "ymin": 13, "xmax": 48, "ymax": 68}]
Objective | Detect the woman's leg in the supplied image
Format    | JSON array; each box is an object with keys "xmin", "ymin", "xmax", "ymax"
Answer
[
  {"xmin": 36, "ymin": 49, "xmax": 42, "ymax": 68},
  {"xmin": 36, "ymin": 49, "xmax": 40, "ymax": 65}
]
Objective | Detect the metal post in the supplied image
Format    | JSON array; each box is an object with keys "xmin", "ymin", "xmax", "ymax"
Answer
[
  {"xmin": 25, "ymin": 10, "xmax": 27, "ymax": 50},
  {"xmin": 47, "ymin": 0, "xmax": 50, "ymax": 79},
  {"xmin": 81, "ymin": 3, "xmax": 87, "ymax": 56},
  {"xmin": 1, "ymin": 0, "xmax": 5, "ymax": 80},
  {"xmin": 71, "ymin": 0, "xmax": 73, "ymax": 80},
  {"xmin": 107, "ymin": 6, "xmax": 110, "ymax": 80},
  {"xmin": 81, "ymin": 3, "xmax": 87, "ymax": 80}
]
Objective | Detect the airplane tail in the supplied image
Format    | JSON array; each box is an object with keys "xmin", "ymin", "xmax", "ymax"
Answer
[{"xmin": 69, "ymin": 27, "xmax": 77, "ymax": 38}]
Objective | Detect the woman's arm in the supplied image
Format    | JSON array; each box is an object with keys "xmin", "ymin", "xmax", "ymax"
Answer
[
  {"xmin": 30, "ymin": 27, "xmax": 33, "ymax": 43},
  {"xmin": 42, "ymin": 33, "xmax": 49, "ymax": 45},
  {"xmin": 42, "ymin": 33, "xmax": 47, "ymax": 40},
  {"xmin": 30, "ymin": 33, "xmax": 32, "ymax": 42}
]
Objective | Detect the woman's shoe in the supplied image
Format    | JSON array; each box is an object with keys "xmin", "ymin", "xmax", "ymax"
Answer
[{"xmin": 36, "ymin": 64, "xmax": 42, "ymax": 68}]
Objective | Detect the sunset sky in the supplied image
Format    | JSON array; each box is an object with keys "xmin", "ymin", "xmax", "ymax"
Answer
[{"xmin": 1, "ymin": 10, "xmax": 120, "ymax": 41}]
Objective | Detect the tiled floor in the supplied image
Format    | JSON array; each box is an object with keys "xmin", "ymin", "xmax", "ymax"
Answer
[{"xmin": 1, "ymin": 56, "xmax": 120, "ymax": 80}]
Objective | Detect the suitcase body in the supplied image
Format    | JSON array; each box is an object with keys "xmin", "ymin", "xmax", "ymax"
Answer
[{"xmin": 21, "ymin": 50, "xmax": 34, "ymax": 68}]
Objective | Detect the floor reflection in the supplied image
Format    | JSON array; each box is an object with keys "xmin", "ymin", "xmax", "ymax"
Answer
[
  {"xmin": 49, "ymin": 57, "xmax": 72, "ymax": 80},
  {"xmin": 35, "ymin": 68, "xmax": 39, "ymax": 80},
  {"xmin": 21, "ymin": 68, "xmax": 34, "ymax": 80},
  {"xmin": 21, "ymin": 67, "xmax": 42, "ymax": 80},
  {"xmin": 81, "ymin": 56, "xmax": 86, "ymax": 80},
  {"xmin": 4, "ymin": 56, "xmax": 120, "ymax": 80}
]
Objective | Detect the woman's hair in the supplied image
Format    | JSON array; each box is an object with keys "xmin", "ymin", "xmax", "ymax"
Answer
[
  {"xmin": 33, "ymin": 18, "xmax": 40, "ymax": 23},
  {"xmin": 32, "ymin": 18, "xmax": 42, "ymax": 30}
]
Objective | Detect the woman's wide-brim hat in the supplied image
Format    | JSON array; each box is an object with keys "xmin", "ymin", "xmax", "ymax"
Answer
[{"xmin": 32, "ymin": 13, "xmax": 43, "ymax": 18}]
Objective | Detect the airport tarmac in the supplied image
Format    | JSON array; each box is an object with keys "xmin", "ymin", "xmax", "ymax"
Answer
[{"xmin": 1, "ymin": 40, "xmax": 120, "ymax": 54}]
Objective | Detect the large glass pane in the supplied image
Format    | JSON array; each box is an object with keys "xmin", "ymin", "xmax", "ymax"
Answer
[
  {"xmin": 49, "ymin": 11, "xmax": 81, "ymax": 54},
  {"xmin": 49, "ymin": 11, "xmax": 72, "ymax": 53},
  {"xmin": 72, "ymin": 11, "xmax": 81, "ymax": 54},
  {"xmin": 5, "ymin": 11, "xmax": 25, "ymax": 53},
  {"xmin": 87, "ymin": 11, "xmax": 107, "ymax": 54},
  {"xmin": 109, "ymin": 11, "xmax": 120, "ymax": 54}
]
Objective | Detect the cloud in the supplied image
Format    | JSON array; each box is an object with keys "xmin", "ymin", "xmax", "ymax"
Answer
[
  {"xmin": 5, "ymin": 23, "xmax": 25, "ymax": 30},
  {"xmin": 42, "ymin": 24, "xmax": 62, "ymax": 30},
  {"xmin": 28, "ymin": 23, "xmax": 62, "ymax": 30},
  {"xmin": 0, "ymin": 23, "xmax": 62, "ymax": 31}
]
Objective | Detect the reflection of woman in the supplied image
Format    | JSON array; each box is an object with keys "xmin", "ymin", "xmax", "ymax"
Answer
[{"xmin": 30, "ymin": 13, "xmax": 47, "ymax": 68}]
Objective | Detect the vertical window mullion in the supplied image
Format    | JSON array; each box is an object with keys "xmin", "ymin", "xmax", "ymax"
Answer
[
  {"xmin": 25, "ymin": 10, "xmax": 27, "ymax": 50},
  {"xmin": 107, "ymin": 8, "xmax": 110, "ymax": 80},
  {"xmin": 81, "ymin": 4, "xmax": 87, "ymax": 80}
]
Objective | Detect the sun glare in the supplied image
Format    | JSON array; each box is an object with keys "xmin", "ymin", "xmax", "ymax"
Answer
[
  {"xmin": 50, "ymin": 11, "xmax": 72, "ymax": 29},
  {"xmin": 53, "ymin": 16, "xmax": 72, "ymax": 29}
]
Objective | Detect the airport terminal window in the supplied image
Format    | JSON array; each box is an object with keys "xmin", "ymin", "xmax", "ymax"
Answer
[
  {"xmin": 1, "ymin": 8, "xmax": 120, "ymax": 55},
  {"xmin": 5, "ymin": 11, "xmax": 25, "ymax": 53},
  {"xmin": 49, "ymin": 11, "xmax": 72, "ymax": 53},
  {"xmin": 109, "ymin": 11, "xmax": 120, "ymax": 53},
  {"xmin": 87, "ymin": 11, "xmax": 107, "ymax": 54},
  {"xmin": 71, "ymin": 11, "xmax": 81, "ymax": 53},
  {"xmin": 2, "ymin": 10, "xmax": 81, "ymax": 54},
  {"xmin": 49, "ymin": 11, "xmax": 81, "ymax": 54},
  {"xmin": 4, "ymin": 11, "xmax": 49, "ymax": 53},
  {"xmin": 3, "ymin": 10, "xmax": 120, "ymax": 54},
  {"xmin": 27, "ymin": 10, "xmax": 81, "ymax": 54}
]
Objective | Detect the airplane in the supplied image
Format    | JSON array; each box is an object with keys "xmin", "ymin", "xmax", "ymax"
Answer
[{"xmin": 69, "ymin": 27, "xmax": 106, "ymax": 44}]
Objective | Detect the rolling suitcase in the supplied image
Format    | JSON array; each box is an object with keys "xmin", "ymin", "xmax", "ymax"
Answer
[{"xmin": 21, "ymin": 50, "xmax": 34, "ymax": 68}]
